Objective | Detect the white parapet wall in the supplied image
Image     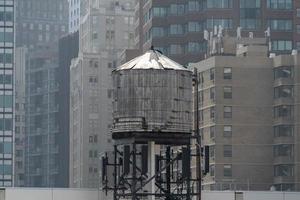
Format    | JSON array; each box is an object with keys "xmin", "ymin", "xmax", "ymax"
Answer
[
  {"xmin": 202, "ymin": 191, "xmax": 300, "ymax": 200},
  {"xmin": 3, "ymin": 188, "xmax": 105, "ymax": 200},
  {"xmin": 0, "ymin": 188, "xmax": 299, "ymax": 200}
]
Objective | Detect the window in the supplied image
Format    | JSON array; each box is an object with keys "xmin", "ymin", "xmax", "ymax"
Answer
[
  {"xmin": 210, "ymin": 68, "xmax": 215, "ymax": 81},
  {"xmin": 89, "ymin": 150, "xmax": 93, "ymax": 158},
  {"xmin": 224, "ymin": 86, "xmax": 232, "ymax": 99},
  {"xmin": 187, "ymin": 22, "xmax": 201, "ymax": 32},
  {"xmin": 274, "ymin": 105, "xmax": 293, "ymax": 118},
  {"xmin": 224, "ymin": 125, "xmax": 232, "ymax": 137},
  {"xmin": 274, "ymin": 125, "xmax": 293, "ymax": 137},
  {"xmin": 169, "ymin": 24, "xmax": 184, "ymax": 35},
  {"xmin": 89, "ymin": 136, "xmax": 93, "ymax": 143},
  {"xmin": 297, "ymin": 9, "xmax": 300, "ymax": 17},
  {"xmin": 210, "ymin": 87, "xmax": 215, "ymax": 101},
  {"xmin": 271, "ymin": 40, "xmax": 292, "ymax": 51},
  {"xmin": 223, "ymin": 145, "xmax": 232, "ymax": 157},
  {"xmin": 240, "ymin": 0, "xmax": 261, "ymax": 8},
  {"xmin": 0, "ymin": 142, "xmax": 11, "ymax": 154},
  {"xmin": 207, "ymin": 0, "xmax": 233, "ymax": 8},
  {"xmin": 274, "ymin": 184, "xmax": 295, "ymax": 191},
  {"xmin": 187, "ymin": 42, "xmax": 200, "ymax": 53},
  {"xmin": 224, "ymin": 106, "xmax": 232, "ymax": 118},
  {"xmin": 274, "ymin": 66, "xmax": 293, "ymax": 79},
  {"xmin": 94, "ymin": 150, "xmax": 98, "ymax": 158},
  {"xmin": 223, "ymin": 165, "xmax": 232, "ymax": 177},
  {"xmin": 151, "ymin": 27, "xmax": 165, "ymax": 38},
  {"xmin": 224, "ymin": 67, "xmax": 232, "ymax": 79},
  {"xmin": 267, "ymin": 0, "xmax": 292, "ymax": 9},
  {"xmin": 94, "ymin": 135, "xmax": 98, "ymax": 143},
  {"xmin": 210, "ymin": 165, "xmax": 215, "ymax": 176},
  {"xmin": 0, "ymin": 53, "xmax": 12, "ymax": 64},
  {"xmin": 274, "ymin": 86, "xmax": 293, "ymax": 99},
  {"xmin": 274, "ymin": 165, "xmax": 294, "ymax": 177},
  {"xmin": 210, "ymin": 145, "xmax": 215, "ymax": 158},
  {"xmin": 169, "ymin": 4, "xmax": 185, "ymax": 16},
  {"xmin": 3, "ymin": 142, "xmax": 11, "ymax": 154},
  {"xmin": 170, "ymin": 44, "xmax": 183, "ymax": 55},
  {"xmin": 268, "ymin": 19, "xmax": 292, "ymax": 31},
  {"xmin": 273, "ymin": 144, "xmax": 293, "ymax": 157},
  {"xmin": 188, "ymin": 1, "xmax": 201, "ymax": 12},
  {"xmin": 89, "ymin": 76, "xmax": 98, "ymax": 83},
  {"xmin": 240, "ymin": 0, "xmax": 261, "ymax": 30},
  {"xmin": 187, "ymin": 42, "xmax": 206, "ymax": 54},
  {"xmin": 89, "ymin": 167, "xmax": 93, "ymax": 173},
  {"xmin": 4, "ymin": 118, "xmax": 12, "ymax": 131},
  {"xmin": 198, "ymin": 91, "xmax": 203, "ymax": 106},
  {"xmin": 210, "ymin": 126, "xmax": 215, "ymax": 138},
  {"xmin": 210, "ymin": 107, "xmax": 215, "ymax": 119},
  {"xmin": 151, "ymin": 7, "xmax": 167, "ymax": 17}
]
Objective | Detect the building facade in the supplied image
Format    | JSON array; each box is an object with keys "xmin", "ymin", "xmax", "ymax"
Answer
[
  {"xmin": 15, "ymin": 0, "xmax": 69, "ymax": 187},
  {"xmin": 136, "ymin": 0, "xmax": 300, "ymax": 65},
  {"xmin": 69, "ymin": 0, "xmax": 135, "ymax": 188},
  {"xmin": 57, "ymin": 31, "xmax": 79, "ymax": 188},
  {"xmin": 14, "ymin": 47, "xmax": 27, "ymax": 187},
  {"xmin": 0, "ymin": 0, "xmax": 14, "ymax": 187},
  {"xmin": 191, "ymin": 36, "xmax": 300, "ymax": 191},
  {"xmin": 68, "ymin": 0, "xmax": 89, "ymax": 33}
]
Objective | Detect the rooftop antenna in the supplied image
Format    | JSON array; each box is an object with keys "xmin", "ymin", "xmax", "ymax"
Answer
[
  {"xmin": 217, "ymin": 25, "xmax": 223, "ymax": 38},
  {"xmin": 237, "ymin": 27, "xmax": 241, "ymax": 39},
  {"xmin": 265, "ymin": 27, "xmax": 271, "ymax": 52},
  {"xmin": 214, "ymin": 25, "xmax": 218, "ymax": 36},
  {"xmin": 249, "ymin": 32, "xmax": 253, "ymax": 39},
  {"xmin": 204, "ymin": 30, "xmax": 209, "ymax": 41},
  {"xmin": 265, "ymin": 27, "xmax": 271, "ymax": 37}
]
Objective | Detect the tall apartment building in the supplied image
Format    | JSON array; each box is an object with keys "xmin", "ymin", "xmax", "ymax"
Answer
[
  {"xmin": 15, "ymin": 0, "xmax": 69, "ymax": 187},
  {"xmin": 190, "ymin": 36, "xmax": 300, "ymax": 191},
  {"xmin": 14, "ymin": 47, "xmax": 27, "ymax": 187},
  {"xmin": 136, "ymin": 0, "xmax": 300, "ymax": 65},
  {"xmin": 69, "ymin": 0, "xmax": 135, "ymax": 188},
  {"xmin": 0, "ymin": 0, "xmax": 14, "ymax": 187}
]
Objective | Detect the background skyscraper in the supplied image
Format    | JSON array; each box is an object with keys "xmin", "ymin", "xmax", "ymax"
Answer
[
  {"xmin": 136, "ymin": 0, "xmax": 298, "ymax": 65},
  {"xmin": 69, "ymin": 0, "xmax": 135, "ymax": 188},
  {"xmin": 0, "ymin": 0, "xmax": 14, "ymax": 187},
  {"xmin": 15, "ymin": 0, "xmax": 69, "ymax": 187}
]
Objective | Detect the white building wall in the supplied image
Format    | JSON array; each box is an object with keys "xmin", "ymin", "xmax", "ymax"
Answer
[{"xmin": 68, "ymin": 0, "xmax": 81, "ymax": 33}]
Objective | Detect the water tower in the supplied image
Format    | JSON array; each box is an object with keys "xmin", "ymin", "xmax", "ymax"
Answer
[{"xmin": 102, "ymin": 49, "xmax": 200, "ymax": 200}]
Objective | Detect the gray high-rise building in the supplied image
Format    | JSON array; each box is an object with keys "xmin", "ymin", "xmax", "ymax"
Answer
[
  {"xmin": 15, "ymin": 0, "xmax": 69, "ymax": 187},
  {"xmin": 69, "ymin": 0, "xmax": 135, "ymax": 188},
  {"xmin": 191, "ymin": 36, "xmax": 300, "ymax": 191}
]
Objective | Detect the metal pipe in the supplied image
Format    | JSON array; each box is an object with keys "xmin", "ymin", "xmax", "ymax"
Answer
[{"xmin": 194, "ymin": 68, "xmax": 202, "ymax": 200}]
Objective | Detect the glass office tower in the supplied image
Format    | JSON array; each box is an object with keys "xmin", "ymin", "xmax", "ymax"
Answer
[{"xmin": 0, "ymin": 0, "xmax": 14, "ymax": 187}]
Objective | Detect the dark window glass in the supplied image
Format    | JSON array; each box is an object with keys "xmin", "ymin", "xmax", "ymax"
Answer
[
  {"xmin": 274, "ymin": 66, "xmax": 293, "ymax": 79},
  {"xmin": 274, "ymin": 125, "xmax": 293, "ymax": 137},
  {"xmin": 224, "ymin": 67, "xmax": 232, "ymax": 79},
  {"xmin": 273, "ymin": 144, "xmax": 293, "ymax": 157},
  {"xmin": 224, "ymin": 86, "xmax": 232, "ymax": 99},
  {"xmin": 274, "ymin": 165, "xmax": 294, "ymax": 176}
]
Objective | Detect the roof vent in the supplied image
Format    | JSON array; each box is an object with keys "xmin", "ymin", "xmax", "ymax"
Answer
[{"xmin": 292, "ymin": 49, "xmax": 298, "ymax": 55}]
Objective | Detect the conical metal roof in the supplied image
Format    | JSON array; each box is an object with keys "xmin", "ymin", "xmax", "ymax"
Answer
[{"xmin": 115, "ymin": 50, "xmax": 189, "ymax": 71}]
